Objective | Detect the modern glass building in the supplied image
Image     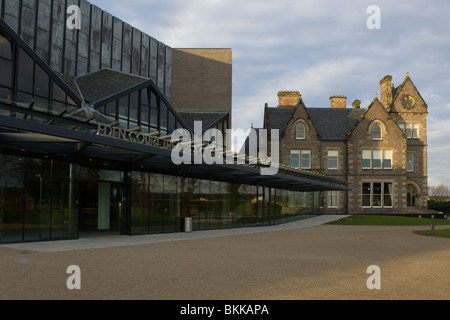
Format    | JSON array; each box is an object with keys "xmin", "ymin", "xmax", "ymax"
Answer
[{"xmin": 0, "ymin": 7, "xmax": 348, "ymax": 244}]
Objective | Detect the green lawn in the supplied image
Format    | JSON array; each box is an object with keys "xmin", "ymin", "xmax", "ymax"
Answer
[
  {"xmin": 325, "ymin": 215, "xmax": 450, "ymax": 239},
  {"xmin": 415, "ymin": 229, "xmax": 450, "ymax": 239},
  {"xmin": 325, "ymin": 215, "xmax": 450, "ymax": 226}
]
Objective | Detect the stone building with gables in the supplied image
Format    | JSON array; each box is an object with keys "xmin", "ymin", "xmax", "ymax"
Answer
[{"xmin": 263, "ymin": 74, "xmax": 428, "ymax": 214}]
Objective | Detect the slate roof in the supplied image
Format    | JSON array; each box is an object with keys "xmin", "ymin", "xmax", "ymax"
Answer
[
  {"xmin": 265, "ymin": 106, "xmax": 366, "ymax": 141},
  {"xmin": 177, "ymin": 110, "xmax": 229, "ymax": 132},
  {"xmin": 307, "ymin": 108, "xmax": 365, "ymax": 140},
  {"xmin": 58, "ymin": 69, "xmax": 149, "ymax": 104},
  {"xmin": 265, "ymin": 107, "xmax": 296, "ymax": 131}
]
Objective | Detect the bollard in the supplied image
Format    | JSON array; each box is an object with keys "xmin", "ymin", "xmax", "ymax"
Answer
[{"xmin": 431, "ymin": 222, "xmax": 435, "ymax": 230}]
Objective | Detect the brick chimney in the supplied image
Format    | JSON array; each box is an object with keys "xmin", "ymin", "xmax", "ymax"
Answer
[
  {"xmin": 352, "ymin": 99, "xmax": 361, "ymax": 109},
  {"xmin": 330, "ymin": 95, "xmax": 347, "ymax": 108},
  {"xmin": 379, "ymin": 75, "xmax": 393, "ymax": 108},
  {"xmin": 278, "ymin": 91, "xmax": 301, "ymax": 108}
]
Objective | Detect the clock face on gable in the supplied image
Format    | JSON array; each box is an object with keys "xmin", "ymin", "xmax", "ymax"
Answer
[{"xmin": 402, "ymin": 94, "xmax": 416, "ymax": 110}]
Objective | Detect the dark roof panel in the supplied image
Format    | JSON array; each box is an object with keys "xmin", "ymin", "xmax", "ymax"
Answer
[
  {"xmin": 265, "ymin": 107, "xmax": 365, "ymax": 141},
  {"xmin": 307, "ymin": 108, "xmax": 365, "ymax": 140},
  {"xmin": 75, "ymin": 69, "xmax": 149, "ymax": 103},
  {"xmin": 266, "ymin": 107, "xmax": 295, "ymax": 131}
]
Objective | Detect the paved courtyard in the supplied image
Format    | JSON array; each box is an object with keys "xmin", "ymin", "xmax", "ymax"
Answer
[{"xmin": 0, "ymin": 215, "xmax": 449, "ymax": 300}]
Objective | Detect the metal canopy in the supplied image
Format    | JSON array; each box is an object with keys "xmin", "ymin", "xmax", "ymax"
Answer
[{"xmin": 0, "ymin": 102, "xmax": 349, "ymax": 192}]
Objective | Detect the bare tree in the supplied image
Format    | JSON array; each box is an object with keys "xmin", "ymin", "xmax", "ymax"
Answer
[{"xmin": 429, "ymin": 184, "xmax": 450, "ymax": 201}]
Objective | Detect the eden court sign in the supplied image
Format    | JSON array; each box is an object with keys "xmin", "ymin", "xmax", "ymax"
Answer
[{"xmin": 96, "ymin": 124, "xmax": 176, "ymax": 150}]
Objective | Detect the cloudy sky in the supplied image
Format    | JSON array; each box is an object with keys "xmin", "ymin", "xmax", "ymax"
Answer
[{"xmin": 91, "ymin": 0, "xmax": 450, "ymax": 187}]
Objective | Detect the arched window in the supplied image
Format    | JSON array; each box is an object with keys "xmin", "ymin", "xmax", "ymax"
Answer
[
  {"xmin": 372, "ymin": 123, "xmax": 382, "ymax": 140},
  {"xmin": 407, "ymin": 184, "xmax": 418, "ymax": 207},
  {"xmin": 295, "ymin": 123, "xmax": 306, "ymax": 140}
]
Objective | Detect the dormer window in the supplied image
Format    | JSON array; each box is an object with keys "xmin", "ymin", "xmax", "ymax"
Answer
[
  {"xmin": 372, "ymin": 123, "xmax": 382, "ymax": 140},
  {"xmin": 295, "ymin": 123, "xmax": 306, "ymax": 140}
]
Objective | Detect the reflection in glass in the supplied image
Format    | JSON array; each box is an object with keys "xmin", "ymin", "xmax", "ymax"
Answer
[
  {"xmin": 17, "ymin": 48, "xmax": 34, "ymax": 93},
  {"xmin": 0, "ymin": 59, "xmax": 12, "ymax": 87},
  {"xmin": 34, "ymin": 64, "xmax": 50, "ymax": 98},
  {"xmin": 0, "ymin": 30, "xmax": 13, "ymax": 60},
  {"xmin": 0, "ymin": 153, "xmax": 78, "ymax": 244}
]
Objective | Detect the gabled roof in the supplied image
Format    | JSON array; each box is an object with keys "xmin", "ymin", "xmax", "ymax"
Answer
[
  {"xmin": 307, "ymin": 108, "xmax": 365, "ymax": 140},
  {"xmin": 265, "ymin": 107, "xmax": 296, "ymax": 132},
  {"xmin": 58, "ymin": 69, "xmax": 149, "ymax": 104},
  {"xmin": 265, "ymin": 106, "xmax": 365, "ymax": 141},
  {"xmin": 392, "ymin": 73, "xmax": 428, "ymax": 111}
]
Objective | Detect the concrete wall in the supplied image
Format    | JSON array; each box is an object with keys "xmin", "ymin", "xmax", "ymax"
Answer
[{"xmin": 0, "ymin": 0, "xmax": 172, "ymax": 101}]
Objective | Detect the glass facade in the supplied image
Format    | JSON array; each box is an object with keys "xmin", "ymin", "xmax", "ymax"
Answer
[
  {"xmin": 0, "ymin": 22, "xmax": 333, "ymax": 244},
  {"xmin": 95, "ymin": 88, "xmax": 181, "ymax": 135},
  {"xmin": 0, "ymin": 152, "xmax": 78, "ymax": 243},
  {"xmin": 128, "ymin": 171, "xmax": 322, "ymax": 235}
]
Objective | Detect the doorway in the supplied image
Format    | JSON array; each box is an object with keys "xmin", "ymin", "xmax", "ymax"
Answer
[{"xmin": 79, "ymin": 180, "xmax": 124, "ymax": 236}]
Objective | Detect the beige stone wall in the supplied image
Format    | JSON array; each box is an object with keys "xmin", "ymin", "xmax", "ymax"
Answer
[
  {"xmin": 275, "ymin": 74, "xmax": 428, "ymax": 214},
  {"xmin": 347, "ymin": 99, "xmax": 407, "ymax": 214},
  {"xmin": 171, "ymin": 48, "xmax": 232, "ymax": 117}
]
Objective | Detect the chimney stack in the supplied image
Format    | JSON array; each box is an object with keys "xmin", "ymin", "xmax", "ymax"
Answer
[
  {"xmin": 352, "ymin": 99, "xmax": 361, "ymax": 109},
  {"xmin": 330, "ymin": 95, "xmax": 347, "ymax": 108},
  {"xmin": 379, "ymin": 75, "xmax": 393, "ymax": 108},
  {"xmin": 278, "ymin": 91, "xmax": 301, "ymax": 108}
]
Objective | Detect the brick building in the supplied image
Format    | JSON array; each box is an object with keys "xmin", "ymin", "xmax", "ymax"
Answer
[{"xmin": 263, "ymin": 74, "xmax": 428, "ymax": 214}]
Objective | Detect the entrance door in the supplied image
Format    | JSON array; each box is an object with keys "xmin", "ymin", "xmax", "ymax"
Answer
[{"xmin": 79, "ymin": 181, "xmax": 123, "ymax": 235}]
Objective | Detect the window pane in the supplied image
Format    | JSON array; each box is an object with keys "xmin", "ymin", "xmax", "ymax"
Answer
[
  {"xmin": 301, "ymin": 150, "xmax": 311, "ymax": 169},
  {"xmin": 406, "ymin": 124, "xmax": 412, "ymax": 138},
  {"xmin": 328, "ymin": 191, "xmax": 338, "ymax": 208},
  {"xmin": 0, "ymin": 59, "xmax": 12, "ymax": 87},
  {"xmin": 17, "ymin": 48, "xmax": 34, "ymax": 93},
  {"xmin": 118, "ymin": 96, "xmax": 129, "ymax": 120},
  {"xmin": 372, "ymin": 124, "xmax": 382, "ymax": 140},
  {"xmin": 0, "ymin": 87, "xmax": 12, "ymax": 101},
  {"xmin": 373, "ymin": 183, "xmax": 382, "ymax": 207},
  {"xmin": 150, "ymin": 107, "xmax": 158, "ymax": 127},
  {"xmin": 407, "ymin": 154, "xmax": 414, "ymax": 172},
  {"xmin": 141, "ymin": 104, "xmax": 149, "ymax": 126},
  {"xmin": 296, "ymin": 123, "xmax": 305, "ymax": 139},
  {"xmin": 384, "ymin": 183, "xmax": 393, "ymax": 207},
  {"xmin": 362, "ymin": 150, "xmax": 371, "ymax": 169},
  {"xmin": 168, "ymin": 111, "xmax": 176, "ymax": 133},
  {"xmin": 160, "ymin": 101, "xmax": 168, "ymax": 130},
  {"xmin": 290, "ymin": 151, "xmax": 300, "ymax": 168},
  {"xmin": 129, "ymin": 91, "xmax": 139, "ymax": 123},
  {"xmin": 373, "ymin": 150, "xmax": 382, "ymax": 169},
  {"xmin": 106, "ymin": 101, "xmax": 117, "ymax": 117},
  {"xmin": 141, "ymin": 89, "xmax": 149, "ymax": 106},
  {"xmin": 52, "ymin": 81, "xmax": 66, "ymax": 102},
  {"xmin": 328, "ymin": 150, "xmax": 338, "ymax": 169},
  {"xmin": 34, "ymin": 64, "xmax": 49, "ymax": 98},
  {"xmin": 383, "ymin": 150, "xmax": 392, "ymax": 169},
  {"xmin": 412, "ymin": 124, "xmax": 419, "ymax": 138},
  {"xmin": 362, "ymin": 183, "xmax": 371, "ymax": 207},
  {"xmin": 0, "ymin": 30, "xmax": 13, "ymax": 60}
]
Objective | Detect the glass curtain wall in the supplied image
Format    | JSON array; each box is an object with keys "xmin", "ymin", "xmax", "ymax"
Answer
[
  {"xmin": 0, "ymin": 152, "xmax": 78, "ymax": 244},
  {"xmin": 128, "ymin": 173, "xmax": 322, "ymax": 235},
  {"xmin": 0, "ymin": 26, "xmax": 80, "ymax": 116},
  {"xmin": 95, "ymin": 88, "xmax": 180, "ymax": 134}
]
